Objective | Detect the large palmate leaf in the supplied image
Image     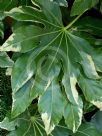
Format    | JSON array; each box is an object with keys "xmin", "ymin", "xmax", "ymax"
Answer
[
  {"xmin": 0, "ymin": 52, "xmax": 14, "ymax": 68},
  {"xmin": 0, "ymin": 111, "xmax": 70, "ymax": 136},
  {"xmin": 71, "ymin": 0, "xmax": 99, "ymax": 16},
  {"xmin": 1, "ymin": 0, "xmax": 102, "ymax": 134}
]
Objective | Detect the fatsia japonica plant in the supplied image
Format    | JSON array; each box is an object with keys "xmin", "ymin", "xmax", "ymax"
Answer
[{"xmin": 0, "ymin": 0, "xmax": 102, "ymax": 135}]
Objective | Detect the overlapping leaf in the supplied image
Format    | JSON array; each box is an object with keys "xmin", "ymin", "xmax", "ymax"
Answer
[
  {"xmin": 78, "ymin": 74, "xmax": 102, "ymax": 110},
  {"xmin": 71, "ymin": 0, "xmax": 99, "ymax": 16},
  {"xmin": 0, "ymin": 0, "xmax": 102, "ymax": 134}
]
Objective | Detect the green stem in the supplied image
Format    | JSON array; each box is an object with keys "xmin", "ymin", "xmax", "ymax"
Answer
[{"xmin": 65, "ymin": 14, "xmax": 82, "ymax": 30}]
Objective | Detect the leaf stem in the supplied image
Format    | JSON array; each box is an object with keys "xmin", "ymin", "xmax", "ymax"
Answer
[{"xmin": 65, "ymin": 14, "xmax": 82, "ymax": 30}]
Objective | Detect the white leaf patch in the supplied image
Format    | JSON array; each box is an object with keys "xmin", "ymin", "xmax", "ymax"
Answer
[{"xmin": 41, "ymin": 112, "xmax": 55, "ymax": 135}]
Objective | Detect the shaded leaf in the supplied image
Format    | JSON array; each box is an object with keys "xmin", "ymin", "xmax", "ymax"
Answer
[
  {"xmin": 74, "ymin": 17, "xmax": 102, "ymax": 37},
  {"xmin": 91, "ymin": 111, "xmax": 102, "ymax": 134},
  {"xmin": 0, "ymin": 52, "xmax": 14, "ymax": 68},
  {"xmin": 72, "ymin": 123, "xmax": 101, "ymax": 136}
]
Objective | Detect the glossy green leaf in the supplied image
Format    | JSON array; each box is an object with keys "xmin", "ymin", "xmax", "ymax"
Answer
[
  {"xmin": 0, "ymin": 52, "xmax": 14, "ymax": 68},
  {"xmin": 0, "ymin": 0, "xmax": 18, "ymax": 11},
  {"xmin": 71, "ymin": 0, "xmax": 99, "ymax": 16}
]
